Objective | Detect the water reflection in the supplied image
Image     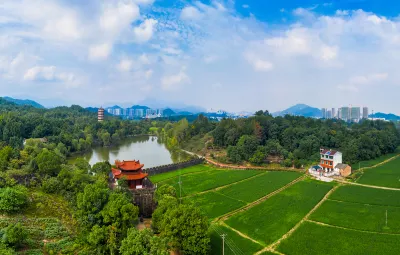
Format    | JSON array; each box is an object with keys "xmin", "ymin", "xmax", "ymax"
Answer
[{"xmin": 69, "ymin": 135, "xmax": 190, "ymax": 168}]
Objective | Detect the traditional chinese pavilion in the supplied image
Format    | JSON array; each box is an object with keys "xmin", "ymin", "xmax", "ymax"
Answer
[{"xmin": 111, "ymin": 160, "xmax": 148, "ymax": 189}]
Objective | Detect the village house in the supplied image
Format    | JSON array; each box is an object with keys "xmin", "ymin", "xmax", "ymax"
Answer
[{"xmin": 309, "ymin": 148, "xmax": 352, "ymax": 177}]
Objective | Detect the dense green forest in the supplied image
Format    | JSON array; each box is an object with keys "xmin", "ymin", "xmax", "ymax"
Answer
[
  {"xmin": 164, "ymin": 111, "xmax": 400, "ymax": 167},
  {"xmin": 0, "ymin": 99, "xmax": 209, "ymax": 254}
]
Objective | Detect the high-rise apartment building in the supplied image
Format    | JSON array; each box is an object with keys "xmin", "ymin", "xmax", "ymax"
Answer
[
  {"xmin": 321, "ymin": 108, "xmax": 327, "ymax": 119},
  {"xmin": 362, "ymin": 107, "xmax": 369, "ymax": 119},
  {"xmin": 350, "ymin": 107, "xmax": 361, "ymax": 122},
  {"xmin": 326, "ymin": 110, "xmax": 332, "ymax": 119},
  {"xmin": 340, "ymin": 107, "xmax": 350, "ymax": 121},
  {"xmin": 331, "ymin": 108, "xmax": 336, "ymax": 118}
]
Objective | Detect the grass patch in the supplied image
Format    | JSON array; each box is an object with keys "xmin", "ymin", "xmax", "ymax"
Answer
[
  {"xmin": 225, "ymin": 180, "xmax": 334, "ymax": 245},
  {"xmin": 187, "ymin": 192, "xmax": 246, "ymax": 220},
  {"xmin": 218, "ymin": 171, "xmax": 301, "ymax": 203},
  {"xmin": 160, "ymin": 169, "xmax": 263, "ymax": 196},
  {"xmin": 209, "ymin": 224, "xmax": 263, "ymax": 255},
  {"xmin": 357, "ymin": 156, "xmax": 400, "ymax": 188},
  {"xmin": 310, "ymin": 200, "xmax": 400, "ymax": 233},
  {"xmin": 330, "ymin": 185, "xmax": 400, "ymax": 207},
  {"xmin": 277, "ymin": 221, "xmax": 400, "ymax": 255},
  {"xmin": 149, "ymin": 164, "xmax": 214, "ymax": 183}
]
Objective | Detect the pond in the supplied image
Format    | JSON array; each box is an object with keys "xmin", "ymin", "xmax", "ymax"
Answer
[{"xmin": 69, "ymin": 135, "xmax": 190, "ymax": 168}]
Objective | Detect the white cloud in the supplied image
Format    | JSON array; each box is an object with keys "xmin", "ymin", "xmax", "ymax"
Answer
[
  {"xmin": 181, "ymin": 6, "xmax": 203, "ymax": 20},
  {"xmin": 145, "ymin": 69, "xmax": 153, "ymax": 79},
  {"xmin": 339, "ymin": 73, "xmax": 388, "ymax": 91},
  {"xmin": 319, "ymin": 45, "xmax": 338, "ymax": 61},
  {"xmin": 24, "ymin": 66, "xmax": 56, "ymax": 81},
  {"xmin": 133, "ymin": 19, "xmax": 158, "ymax": 43},
  {"xmin": 99, "ymin": 1, "xmax": 140, "ymax": 35},
  {"xmin": 23, "ymin": 66, "xmax": 79, "ymax": 87},
  {"xmin": 244, "ymin": 52, "xmax": 273, "ymax": 72},
  {"xmin": 89, "ymin": 43, "xmax": 112, "ymax": 60},
  {"xmin": 161, "ymin": 69, "xmax": 190, "ymax": 90},
  {"xmin": 117, "ymin": 59, "xmax": 133, "ymax": 72},
  {"xmin": 242, "ymin": 5, "xmax": 249, "ymax": 9}
]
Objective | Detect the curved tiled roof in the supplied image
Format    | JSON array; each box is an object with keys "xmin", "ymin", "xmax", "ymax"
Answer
[{"xmin": 115, "ymin": 160, "xmax": 144, "ymax": 171}]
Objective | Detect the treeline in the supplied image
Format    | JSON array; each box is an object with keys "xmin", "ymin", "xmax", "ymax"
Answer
[
  {"xmin": 164, "ymin": 111, "xmax": 400, "ymax": 166},
  {"xmin": 0, "ymin": 98, "xmax": 156, "ymax": 153}
]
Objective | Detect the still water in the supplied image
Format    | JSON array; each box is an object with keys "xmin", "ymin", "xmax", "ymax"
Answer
[{"xmin": 70, "ymin": 135, "xmax": 190, "ymax": 168}]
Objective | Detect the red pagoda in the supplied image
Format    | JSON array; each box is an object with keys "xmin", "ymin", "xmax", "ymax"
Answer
[{"xmin": 111, "ymin": 160, "xmax": 148, "ymax": 189}]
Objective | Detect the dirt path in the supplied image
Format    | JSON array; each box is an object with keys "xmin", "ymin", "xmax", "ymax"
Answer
[
  {"xmin": 220, "ymin": 222, "xmax": 264, "ymax": 246},
  {"xmin": 254, "ymin": 185, "xmax": 339, "ymax": 255},
  {"xmin": 306, "ymin": 219, "xmax": 400, "ymax": 236},
  {"xmin": 336, "ymin": 179, "xmax": 400, "ymax": 191},
  {"xmin": 182, "ymin": 149, "xmax": 303, "ymax": 172},
  {"xmin": 184, "ymin": 172, "xmax": 267, "ymax": 198},
  {"xmin": 214, "ymin": 175, "xmax": 305, "ymax": 223}
]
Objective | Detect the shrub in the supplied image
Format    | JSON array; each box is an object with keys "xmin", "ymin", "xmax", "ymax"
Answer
[
  {"xmin": 0, "ymin": 185, "xmax": 29, "ymax": 213},
  {"xmin": 2, "ymin": 222, "xmax": 28, "ymax": 248},
  {"xmin": 41, "ymin": 177, "xmax": 61, "ymax": 194}
]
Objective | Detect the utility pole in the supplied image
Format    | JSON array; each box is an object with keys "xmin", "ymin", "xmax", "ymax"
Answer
[
  {"xmin": 386, "ymin": 209, "xmax": 388, "ymax": 228},
  {"xmin": 178, "ymin": 175, "xmax": 182, "ymax": 203},
  {"xmin": 221, "ymin": 234, "xmax": 226, "ymax": 255}
]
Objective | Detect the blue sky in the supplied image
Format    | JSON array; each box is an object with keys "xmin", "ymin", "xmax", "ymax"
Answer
[{"xmin": 0, "ymin": 0, "xmax": 399, "ymax": 113}]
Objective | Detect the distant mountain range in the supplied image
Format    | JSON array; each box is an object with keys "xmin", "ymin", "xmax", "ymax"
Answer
[
  {"xmin": 370, "ymin": 112, "xmax": 400, "ymax": 121},
  {"xmin": 273, "ymin": 104, "xmax": 322, "ymax": 118},
  {"xmin": 2, "ymin": 96, "xmax": 45, "ymax": 109}
]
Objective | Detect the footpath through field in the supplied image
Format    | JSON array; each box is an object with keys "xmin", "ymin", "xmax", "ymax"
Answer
[
  {"xmin": 335, "ymin": 179, "xmax": 400, "ymax": 191},
  {"xmin": 255, "ymin": 185, "xmax": 340, "ymax": 255},
  {"xmin": 214, "ymin": 175, "xmax": 306, "ymax": 223},
  {"xmin": 306, "ymin": 219, "xmax": 400, "ymax": 236}
]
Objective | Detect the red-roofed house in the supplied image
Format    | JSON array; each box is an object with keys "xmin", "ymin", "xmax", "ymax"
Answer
[{"xmin": 111, "ymin": 160, "xmax": 148, "ymax": 189}]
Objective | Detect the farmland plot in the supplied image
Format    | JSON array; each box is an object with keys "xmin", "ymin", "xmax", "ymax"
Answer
[
  {"xmin": 149, "ymin": 164, "xmax": 214, "ymax": 183},
  {"xmin": 218, "ymin": 171, "xmax": 301, "ymax": 203},
  {"xmin": 188, "ymin": 191, "xmax": 246, "ymax": 220},
  {"xmin": 159, "ymin": 169, "xmax": 263, "ymax": 196},
  {"xmin": 330, "ymin": 185, "xmax": 400, "ymax": 207},
  {"xmin": 225, "ymin": 180, "xmax": 334, "ymax": 245},
  {"xmin": 310, "ymin": 199, "xmax": 400, "ymax": 233},
  {"xmin": 277, "ymin": 221, "xmax": 400, "ymax": 255},
  {"xmin": 357, "ymin": 157, "xmax": 400, "ymax": 188}
]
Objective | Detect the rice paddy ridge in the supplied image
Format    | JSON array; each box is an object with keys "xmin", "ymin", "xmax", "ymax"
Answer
[
  {"xmin": 326, "ymin": 198, "xmax": 400, "ymax": 208},
  {"xmin": 336, "ymin": 179, "xmax": 400, "ymax": 191},
  {"xmin": 214, "ymin": 175, "xmax": 306, "ymax": 223},
  {"xmin": 256, "ymin": 185, "xmax": 340, "ymax": 255},
  {"xmin": 220, "ymin": 222, "xmax": 263, "ymax": 247},
  {"xmin": 306, "ymin": 220, "xmax": 400, "ymax": 236}
]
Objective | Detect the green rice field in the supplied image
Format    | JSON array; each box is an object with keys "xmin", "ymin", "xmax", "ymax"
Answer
[
  {"xmin": 188, "ymin": 171, "xmax": 301, "ymax": 220},
  {"xmin": 310, "ymin": 199, "xmax": 400, "ymax": 233},
  {"xmin": 357, "ymin": 156, "xmax": 400, "ymax": 188},
  {"xmin": 149, "ymin": 164, "xmax": 214, "ymax": 183},
  {"xmin": 330, "ymin": 185, "xmax": 400, "ymax": 207},
  {"xmin": 277, "ymin": 221, "xmax": 400, "ymax": 255},
  {"xmin": 225, "ymin": 180, "xmax": 334, "ymax": 245},
  {"xmin": 187, "ymin": 191, "xmax": 246, "ymax": 220},
  {"xmin": 158, "ymin": 168, "xmax": 263, "ymax": 196},
  {"xmin": 218, "ymin": 171, "xmax": 301, "ymax": 203}
]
